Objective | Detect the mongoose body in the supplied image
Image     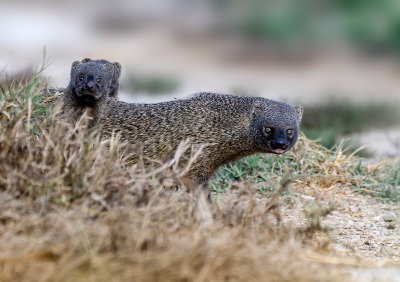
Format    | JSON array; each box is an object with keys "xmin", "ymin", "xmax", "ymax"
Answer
[{"xmin": 92, "ymin": 93, "xmax": 303, "ymax": 195}]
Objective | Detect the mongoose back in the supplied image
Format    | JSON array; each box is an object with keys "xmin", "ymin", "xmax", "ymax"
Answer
[{"xmin": 66, "ymin": 85, "xmax": 303, "ymax": 198}]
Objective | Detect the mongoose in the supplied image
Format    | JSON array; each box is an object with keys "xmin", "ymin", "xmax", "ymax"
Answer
[
  {"xmin": 56, "ymin": 58, "xmax": 121, "ymax": 125},
  {"xmin": 64, "ymin": 81, "xmax": 303, "ymax": 199}
]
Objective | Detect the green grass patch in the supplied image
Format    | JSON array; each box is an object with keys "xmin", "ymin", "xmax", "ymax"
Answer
[{"xmin": 212, "ymin": 137, "xmax": 400, "ymax": 202}]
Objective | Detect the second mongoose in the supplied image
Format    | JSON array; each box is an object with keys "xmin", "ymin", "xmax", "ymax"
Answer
[{"xmin": 57, "ymin": 58, "xmax": 121, "ymax": 125}]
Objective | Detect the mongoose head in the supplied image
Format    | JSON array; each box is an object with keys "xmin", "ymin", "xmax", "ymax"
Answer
[
  {"xmin": 68, "ymin": 58, "xmax": 121, "ymax": 103},
  {"xmin": 249, "ymin": 99, "xmax": 303, "ymax": 154}
]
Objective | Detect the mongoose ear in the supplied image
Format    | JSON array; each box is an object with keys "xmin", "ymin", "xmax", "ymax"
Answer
[
  {"xmin": 294, "ymin": 105, "xmax": 303, "ymax": 124},
  {"xmin": 71, "ymin": 61, "xmax": 82, "ymax": 75},
  {"xmin": 113, "ymin": 62, "xmax": 122, "ymax": 78},
  {"xmin": 81, "ymin": 58, "xmax": 92, "ymax": 63},
  {"xmin": 250, "ymin": 100, "xmax": 266, "ymax": 118}
]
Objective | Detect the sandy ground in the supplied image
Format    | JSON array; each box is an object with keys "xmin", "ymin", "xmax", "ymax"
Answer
[
  {"xmin": 290, "ymin": 185, "xmax": 400, "ymax": 262},
  {"xmin": 292, "ymin": 183, "xmax": 400, "ymax": 281},
  {"xmin": 230, "ymin": 181, "xmax": 400, "ymax": 281},
  {"xmin": 216, "ymin": 177, "xmax": 400, "ymax": 281}
]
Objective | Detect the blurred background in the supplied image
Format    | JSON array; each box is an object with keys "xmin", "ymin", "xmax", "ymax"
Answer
[{"xmin": 1, "ymin": 0, "xmax": 400, "ymax": 157}]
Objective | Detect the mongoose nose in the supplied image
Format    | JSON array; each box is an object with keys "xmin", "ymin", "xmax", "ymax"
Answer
[
  {"xmin": 85, "ymin": 81, "xmax": 96, "ymax": 92},
  {"xmin": 270, "ymin": 140, "xmax": 288, "ymax": 150}
]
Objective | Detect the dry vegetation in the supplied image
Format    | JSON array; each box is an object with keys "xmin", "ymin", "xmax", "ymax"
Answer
[{"xmin": 0, "ymin": 71, "xmax": 399, "ymax": 281}]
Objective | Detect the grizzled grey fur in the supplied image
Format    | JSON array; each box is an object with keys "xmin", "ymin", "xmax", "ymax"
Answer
[
  {"xmin": 64, "ymin": 85, "xmax": 303, "ymax": 198},
  {"xmin": 61, "ymin": 58, "xmax": 121, "ymax": 125}
]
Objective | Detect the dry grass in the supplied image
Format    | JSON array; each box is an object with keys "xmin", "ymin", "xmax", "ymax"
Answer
[{"xmin": 1, "ymin": 71, "xmax": 398, "ymax": 281}]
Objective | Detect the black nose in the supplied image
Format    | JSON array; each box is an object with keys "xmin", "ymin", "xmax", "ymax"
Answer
[
  {"xmin": 85, "ymin": 81, "xmax": 96, "ymax": 92},
  {"xmin": 270, "ymin": 139, "xmax": 288, "ymax": 150}
]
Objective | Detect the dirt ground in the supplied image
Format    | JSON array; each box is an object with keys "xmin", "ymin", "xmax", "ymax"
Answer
[
  {"xmin": 218, "ymin": 178, "xmax": 400, "ymax": 281},
  {"xmin": 295, "ymin": 185, "xmax": 399, "ymax": 259},
  {"xmin": 283, "ymin": 182, "xmax": 400, "ymax": 280}
]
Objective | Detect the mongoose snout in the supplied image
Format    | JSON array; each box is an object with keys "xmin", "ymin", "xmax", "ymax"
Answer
[
  {"xmin": 77, "ymin": 79, "xmax": 101, "ymax": 103},
  {"xmin": 85, "ymin": 80, "xmax": 96, "ymax": 92},
  {"xmin": 263, "ymin": 128, "xmax": 292, "ymax": 153}
]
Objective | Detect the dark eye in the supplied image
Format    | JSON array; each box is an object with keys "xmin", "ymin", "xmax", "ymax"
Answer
[
  {"xmin": 265, "ymin": 127, "xmax": 272, "ymax": 134},
  {"xmin": 78, "ymin": 75, "xmax": 84, "ymax": 81},
  {"xmin": 96, "ymin": 77, "xmax": 101, "ymax": 83},
  {"xmin": 287, "ymin": 129, "xmax": 294, "ymax": 135}
]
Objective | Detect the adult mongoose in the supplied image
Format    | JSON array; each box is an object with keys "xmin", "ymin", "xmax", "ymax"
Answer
[
  {"xmin": 53, "ymin": 58, "xmax": 121, "ymax": 125},
  {"xmin": 63, "ymin": 77, "xmax": 303, "ymax": 198}
]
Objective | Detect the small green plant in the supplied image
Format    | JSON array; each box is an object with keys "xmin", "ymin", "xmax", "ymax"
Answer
[{"xmin": 211, "ymin": 154, "xmax": 288, "ymax": 195}]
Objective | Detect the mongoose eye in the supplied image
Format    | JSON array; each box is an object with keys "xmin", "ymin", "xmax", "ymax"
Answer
[
  {"xmin": 96, "ymin": 77, "xmax": 101, "ymax": 83},
  {"xmin": 264, "ymin": 127, "xmax": 272, "ymax": 134},
  {"xmin": 287, "ymin": 129, "xmax": 294, "ymax": 135}
]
